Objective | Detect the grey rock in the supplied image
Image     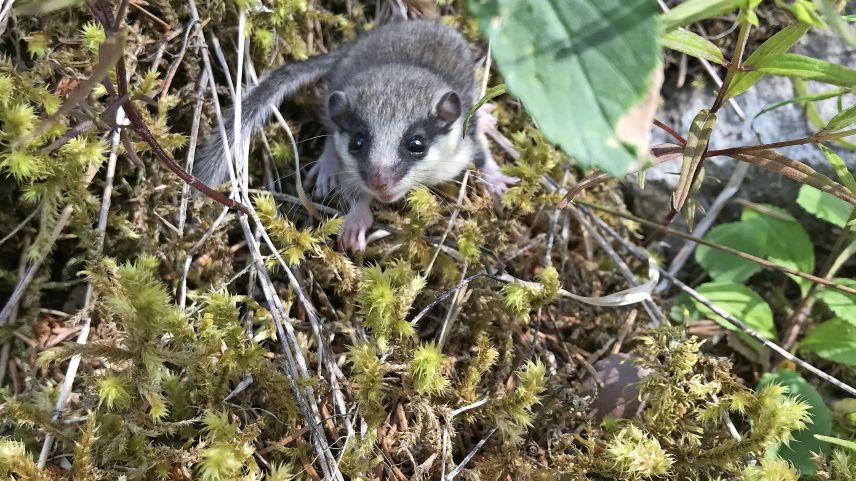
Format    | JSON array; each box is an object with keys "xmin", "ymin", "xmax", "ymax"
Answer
[{"xmin": 580, "ymin": 353, "xmax": 651, "ymax": 420}]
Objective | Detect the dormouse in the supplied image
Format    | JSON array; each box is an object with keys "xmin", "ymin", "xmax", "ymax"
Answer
[{"xmin": 196, "ymin": 19, "xmax": 516, "ymax": 251}]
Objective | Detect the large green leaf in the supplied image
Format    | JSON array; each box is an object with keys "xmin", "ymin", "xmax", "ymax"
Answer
[
  {"xmin": 689, "ymin": 282, "xmax": 777, "ymax": 340},
  {"xmin": 740, "ymin": 207, "xmax": 815, "ymax": 282},
  {"xmin": 726, "ymin": 22, "xmax": 811, "ymax": 100},
  {"xmin": 469, "ymin": 0, "xmax": 661, "ymax": 177},
  {"xmin": 696, "ymin": 206, "xmax": 814, "ymax": 286},
  {"xmin": 660, "ymin": 0, "xmax": 739, "ymax": 32},
  {"xmin": 695, "ymin": 222, "xmax": 766, "ymax": 282},
  {"xmin": 757, "ymin": 370, "xmax": 831, "ymax": 475},
  {"xmin": 816, "ymin": 280, "xmax": 856, "ymax": 325},
  {"xmin": 797, "ymin": 183, "xmax": 853, "ymax": 228},
  {"xmin": 753, "ymin": 53, "xmax": 856, "ymax": 87},
  {"xmin": 800, "ymin": 318, "xmax": 856, "ymax": 365}
]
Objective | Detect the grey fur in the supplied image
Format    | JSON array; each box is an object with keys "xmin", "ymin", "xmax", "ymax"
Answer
[
  {"xmin": 195, "ymin": 51, "xmax": 343, "ymax": 186},
  {"xmin": 194, "ymin": 19, "xmax": 480, "ymax": 189}
]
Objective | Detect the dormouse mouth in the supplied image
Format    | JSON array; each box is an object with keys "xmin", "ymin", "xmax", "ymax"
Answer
[
  {"xmin": 372, "ymin": 187, "xmax": 405, "ymax": 204},
  {"xmin": 377, "ymin": 191, "xmax": 397, "ymax": 203}
]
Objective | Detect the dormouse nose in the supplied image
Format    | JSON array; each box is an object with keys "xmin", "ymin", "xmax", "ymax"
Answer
[{"xmin": 368, "ymin": 171, "xmax": 394, "ymax": 192}]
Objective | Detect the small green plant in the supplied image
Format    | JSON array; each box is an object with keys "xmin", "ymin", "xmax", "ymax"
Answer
[
  {"xmin": 356, "ymin": 261, "xmax": 424, "ymax": 350},
  {"xmin": 670, "ymin": 185, "xmax": 856, "ymax": 473},
  {"xmin": 673, "ymin": 185, "xmax": 856, "ymax": 364}
]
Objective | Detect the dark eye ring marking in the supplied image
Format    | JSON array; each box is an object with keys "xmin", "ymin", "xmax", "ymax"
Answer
[
  {"xmin": 349, "ymin": 134, "xmax": 367, "ymax": 154},
  {"xmin": 407, "ymin": 135, "xmax": 427, "ymax": 156}
]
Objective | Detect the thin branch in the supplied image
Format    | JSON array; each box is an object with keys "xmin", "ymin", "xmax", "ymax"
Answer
[
  {"xmin": 426, "ymin": 170, "xmax": 470, "ymax": 276},
  {"xmin": 38, "ymin": 107, "xmax": 125, "ymax": 467},
  {"xmin": 0, "ymin": 179, "xmax": 95, "ymax": 326},
  {"xmin": 557, "ymin": 143, "xmax": 682, "ymax": 208},
  {"xmin": 0, "ymin": 0, "xmax": 13, "ymax": 37},
  {"xmin": 446, "ymin": 427, "xmax": 497, "ymax": 481},
  {"xmin": 706, "ymin": 128, "xmax": 856, "ymax": 158},
  {"xmin": 579, "ymin": 200, "xmax": 856, "ymax": 296},
  {"xmin": 569, "ymin": 206, "xmax": 668, "ymax": 326},
  {"xmin": 781, "ymin": 222, "xmax": 856, "ymax": 350},
  {"xmin": 657, "ymin": 162, "xmax": 750, "ymax": 293},
  {"xmin": 178, "ymin": 207, "xmax": 231, "ymax": 311},
  {"xmin": 0, "ymin": 204, "xmax": 39, "ymax": 247},
  {"xmin": 437, "ymin": 263, "xmax": 469, "ymax": 349},
  {"xmin": 653, "ymin": 118, "xmax": 687, "ymax": 145},
  {"xmin": 0, "ymin": 238, "xmax": 31, "ymax": 388},
  {"xmin": 711, "ymin": 19, "xmax": 750, "ymax": 113},
  {"xmin": 178, "ymin": 68, "xmax": 210, "ymax": 236},
  {"xmin": 159, "ymin": 17, "xmax": 203, "ymax": 102}
]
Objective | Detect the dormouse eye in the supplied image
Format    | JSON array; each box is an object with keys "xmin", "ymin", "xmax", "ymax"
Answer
[
  {"xmin": 349, "ymin": 134, "xmax": 367, "ymax": 153},
  {"xmin": 407, "ymin": 136, "xmax": 427, "ymax": 155}
]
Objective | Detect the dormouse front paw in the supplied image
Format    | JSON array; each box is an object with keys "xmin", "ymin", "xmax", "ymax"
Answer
[
  {"xmin": 339, "ymin": 198, "xmax": 374, "ymax": 253},
  {"xmin": 479, "ymin": 155, "xmax": 518, "ymax": 197},
  {"xmin": 481, "ymin": 169, "xmax": 519, "ymax": 196},
  {"xmin": 307, "ymin": 141, "xmax": 340, "ymax": 199},
  {"xmin": 476, "ymin": 102, "xmax": 498, "ymax": 130}
]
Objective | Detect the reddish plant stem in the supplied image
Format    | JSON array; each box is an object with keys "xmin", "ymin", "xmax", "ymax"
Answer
[
  {"xmin": 706, "ymin": 128, "xmax": 856, "ymax": 158},
  {"xmin": 653, "ymin": 118, "xmax": 687, "ymax": 145},
  {"xmin": 87, "ymin": 0, "xmax": 251, "ymax": 216},
  {"xmin": 556, "ymin": 121, "xmax": 685, "ymax": 207},
  {"xmin": 650, "ymin": 20, "xmax": 749, "ymax": 244},
  {"xmin": 711, "ymin": 20, "xmax": 751, "ymax": 113}
]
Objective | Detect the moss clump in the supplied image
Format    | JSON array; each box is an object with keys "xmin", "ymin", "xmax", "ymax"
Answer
[{"xmin": 0, "ymin": 1, "xmax": 840, "ymax": 479}]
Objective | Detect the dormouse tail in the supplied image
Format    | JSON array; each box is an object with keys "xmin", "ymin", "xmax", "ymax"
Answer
[{"xmin": 194, "ymin": 51, "xmax": 341, "ymax": 188}]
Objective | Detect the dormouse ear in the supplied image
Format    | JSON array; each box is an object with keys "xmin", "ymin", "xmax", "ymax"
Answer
[
  {"xmin": 434, "ymin": 91, "xmax": 461, "ymax": 131},
  {"xmin": 327, "ymin": 91, "xmax": 350, "ymax": 130}
]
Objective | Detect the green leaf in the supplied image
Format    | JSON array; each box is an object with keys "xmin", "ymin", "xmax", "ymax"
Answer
[
  {"xmin": 815, "ymin": 434, "xmax": 856, "ymax": 451},
  {"xmin": 732, "ymin": 149, "xmax": 856, "ymax": 208},
  {"xmin": 800, "ymin": 318, "xmax": 856, "ymax": 365},
  {"xmin": 757, "ymin": 370, "xmax": 832, "ymax": 475},
  {"xmin": 774, "ymin": 0, "xmax": 826, "ymax": 28},
  {"xmin": 660, "ymin": 0, "xmax": 739, "ymax": 32},
  {"xmin": 726, "ymin": 23, "xmax": 811, "ymax": 99},
  {"xmin": 13, "ymin": 0, "xmax": 84, "ymax": 15},
  {"xmin": 662, "ymin": 29, "xmax": 726, "ymax": 64},
  {"xmin": 741, "ymin": 207, "xmax": 815, "ymax": 291},
  {"xmin": 823, "ymin": 104, "xmax": 856, "ymax": 134},
  {"xmin": 463, "ymin": 84, "xmax": 507, "ymax": 135},
  {"xmin": 696, "ymin": 222, "xmax": 765, "ymax": 282},
  {"xmin": 797, "ymin": 183, "xmax": 853, "ymax": 228},
  {"xmin": 753, "ymin": 53, "xmax": 856, "ymax": 87},
  {"xmin": 754, "ymin": 88, "xmax": 849, "ymax": 120},
  {"xmin": 672, "ymin": 109, "xmax": 716, "ymax": 212},
  {"xmin": 816, "ymin": 279, "xmax": 856, "ymax": 325},
  {"xmin": 696, "ymin": 206, "xmax": 814, "ymax": 287},
  {"xmin": 470, "ymin": 0, "xmax": 661, "ymax": 177},
  {"xmin": 688, "ymin": 282, "xmax": 777, "ymax": 340},
  {"xmin": 816, "ymin": 0, "xmax": 856, "ymax": 48}
]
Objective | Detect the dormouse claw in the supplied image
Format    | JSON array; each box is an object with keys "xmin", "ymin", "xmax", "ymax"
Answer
[
  {"xmin": 479, "ymin": 154, "xmax": 518, "ymax": 197},
  {"xmin": 339, "ymin": 198, "xmax": 374, "ymax": 252},
  {"xmin": 482, "ymin": 171, "xmax": 519, "ymax": 196}
]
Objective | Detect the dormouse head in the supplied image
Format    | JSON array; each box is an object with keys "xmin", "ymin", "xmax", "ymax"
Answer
[{"xmin": 327, "ymin": 67, "xmax": 472, "ymax": 203}]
